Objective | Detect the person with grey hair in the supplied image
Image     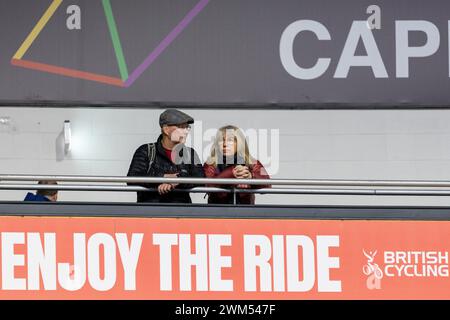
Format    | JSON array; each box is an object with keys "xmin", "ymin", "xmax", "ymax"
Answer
[{"xmin": 127, "ymin": 109, "xmax": 204, "ymax": 203}]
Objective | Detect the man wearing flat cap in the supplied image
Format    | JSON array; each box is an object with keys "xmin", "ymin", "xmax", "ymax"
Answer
[{"xmin": 127, "ymin": 109, "xmax": 205, "ymax": 203}]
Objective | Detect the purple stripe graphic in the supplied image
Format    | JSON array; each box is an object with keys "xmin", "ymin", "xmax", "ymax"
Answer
[{"xmin": 125, "ymin": 0, "xmax": 210, "ymax": 87}]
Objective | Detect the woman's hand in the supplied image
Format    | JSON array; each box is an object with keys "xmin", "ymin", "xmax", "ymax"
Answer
[
  {"xmin": 240, "ymin": 168, "xmax": 252, "ymax": 179},
  {"xmin": 233, "ymin": 165, "xmax": 252, "ymax": 179},
  {"xmin": 232, "ymin": 165, "xmax": 243, "ymax": 178}
]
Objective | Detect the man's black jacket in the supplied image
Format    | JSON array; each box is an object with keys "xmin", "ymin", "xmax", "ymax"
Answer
[{"xmin": 127, "ymin": 135, "xmax": 205, "ymax": 203}]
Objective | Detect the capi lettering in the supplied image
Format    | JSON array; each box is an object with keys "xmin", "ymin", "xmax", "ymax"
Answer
[{"xmin": 280, "ymin": 19, "xmax": 446, "ymax": 79}]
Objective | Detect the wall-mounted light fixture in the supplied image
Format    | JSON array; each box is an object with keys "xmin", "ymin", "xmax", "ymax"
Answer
[
  {"xmin": 64, "ymin": 120, "xmax": 71, "ymax": 153},
  {"xmin": 0, "ymin": 116, "xmax": 15, "ymax": 133},
  {"xmin": 0, "ymin": 116, "xmax": 11, "ymax": 125}
]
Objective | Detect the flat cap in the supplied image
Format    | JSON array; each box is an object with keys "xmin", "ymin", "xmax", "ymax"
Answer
[{"xmin": 159, "ymin": 109, "xmax": 194, "ymax": 127}]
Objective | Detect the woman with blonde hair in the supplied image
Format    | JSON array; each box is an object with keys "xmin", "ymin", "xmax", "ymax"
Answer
[{"xmin": 203, "ymin": 125, "xmax": 270, "ymax": 204}]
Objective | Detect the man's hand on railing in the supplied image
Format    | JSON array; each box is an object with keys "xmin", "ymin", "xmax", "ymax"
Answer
[
  {"xmin": 158, "ymin": 173, "xmax": 180, "ymax": 194},
  {"xmin": 163, "ymin": 173, "xmax": 179, "ymax": 187},
  {"xmin": 158, "ymin": 183, "xmax": 174, "ymax": 195}
]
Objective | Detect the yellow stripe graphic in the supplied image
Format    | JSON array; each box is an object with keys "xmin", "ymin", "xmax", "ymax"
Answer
[{"xmin": 13, "ymin": 0, "xmax": 63, "ymax": 59}]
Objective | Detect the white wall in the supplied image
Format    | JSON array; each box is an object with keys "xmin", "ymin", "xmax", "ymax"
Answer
[{"xmin": 1, "ymin": 107, "xmax": 450, "ymax": 206}]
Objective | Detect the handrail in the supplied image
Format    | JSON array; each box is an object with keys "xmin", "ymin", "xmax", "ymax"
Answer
[
  {"xmin": 2, "ymin": 174, "xmax": 450, "ymax": 187},
  {"xmin": 0, "ymin": 184, "xmax": 233, "ymax": 193},
  {"xmin": 3, "ymin": 183, "xmax": 450, "ymax": 196}
]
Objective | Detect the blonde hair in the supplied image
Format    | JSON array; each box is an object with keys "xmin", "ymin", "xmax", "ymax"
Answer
[{"xmin": 206, "ymin": 125, "xmax": 254, "ymax": 167}]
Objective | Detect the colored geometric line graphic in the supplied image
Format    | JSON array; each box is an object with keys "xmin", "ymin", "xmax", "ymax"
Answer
[
  {"xmin": 11, "ymin": 58, "xmax": 125, "ymax": 87},
  {"xmin": 11, "ymin": 0, "xmax": 211, "ymax": 88},
  {"xmin": 13, "ymin": 0, "xmax": 63, "ymax": 60},
  {"xmin": 102, "ymin": 0, "xmax": 128, "ymax": 81},
  {"xmin": 124, "ymin": 0, "xmax": 210, "ymax": 87},
  {"xmin": 11, "ymin": 0, "xmax": 124, "ymax": 87}
]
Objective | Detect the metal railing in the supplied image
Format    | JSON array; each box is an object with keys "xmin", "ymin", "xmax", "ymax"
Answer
[
  {"xmin": 4, "ymin": 174, "xmax": 450, "ymax": 187},
  {"xmin": 3, "ymin": 174, "xmax": 450, "ymax": 204}
]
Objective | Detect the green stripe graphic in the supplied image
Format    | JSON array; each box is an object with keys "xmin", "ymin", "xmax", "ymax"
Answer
[{"xmin": 102, "ymin": 0, "xmax": 129, "ymax": 81}]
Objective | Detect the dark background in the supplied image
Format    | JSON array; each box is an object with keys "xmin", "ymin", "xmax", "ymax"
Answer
[{"xmin": 1, "ymin": 0, "xmax": 449, "ymax": 107}]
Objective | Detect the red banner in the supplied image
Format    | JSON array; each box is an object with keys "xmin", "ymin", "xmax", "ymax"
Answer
[{"xmin": 0, "ymin": 216, "xmax": 449, "ymax": 299}]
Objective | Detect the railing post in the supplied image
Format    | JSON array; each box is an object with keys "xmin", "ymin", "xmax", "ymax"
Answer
[{"xmin": 232, "ymin": 187, "xmax": 237, "ymax": 204}]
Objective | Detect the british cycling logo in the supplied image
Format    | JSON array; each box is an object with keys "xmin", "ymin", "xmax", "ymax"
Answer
[
  {"xmin": 362, "ymin": 249, "xmax": 449, "ymax": 290},
  {"xmin": 363, "ymin": 249, "xmax": 383, "ymax": 290}
]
